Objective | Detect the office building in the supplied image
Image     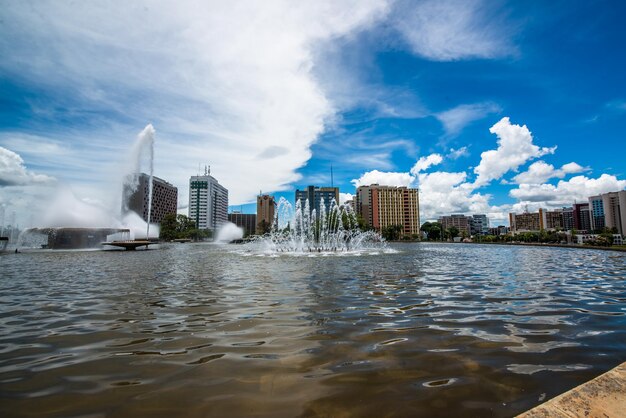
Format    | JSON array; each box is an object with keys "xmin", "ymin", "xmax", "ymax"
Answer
[
  {"xmin": 544, "ymin": 209, "xmax": 564, "ymax": 230},
  {"xmin": 589, "ymin": 195, "xmax": 605, "ymax": 232},
  {"xmin": 572, "ymin": 203, "xmax": 591, "ymax": 232},
  {"xmin": 189, "ymin": 172, "xmax": 228, "ymax": 231},
  {"xmin": 123, "ymin": 173, "xmax": 178, "ymax": 224},
  {"xmin": 562, "ymin": 207, "xmax": 574, "ymax": 231},
  {"xmin": 295, "ymin": 186, "xmax": 340, "ymax": 215},
  {"xmin": 439, "ymin": 214, "xmax": 471, "ymax": 236},
  {"xmin": 228, "ymin": 212, "xmax": 257, "ymax": 237},
  {"xmin": 469, "ymin": 214, "xmax": 490, "ymax": 236},
  {"xmin": 256, "ymin": 194, "xmax": 276, "ymax": 234},
  {"xmin": 509, "ymin": 209, "xmax": 546, "ymax": 234},
  {"xmin": 488, "ymin": 225, "xmax": 509, "ymax": 236},
  {"xmin": 356, "ymin": 184, "xmax": 420, "ymax": 237}
]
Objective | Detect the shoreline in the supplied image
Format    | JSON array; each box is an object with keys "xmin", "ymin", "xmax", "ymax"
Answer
[{"xmin": 389, "ymin": 240, "xmax": 626, "ymax": 253}]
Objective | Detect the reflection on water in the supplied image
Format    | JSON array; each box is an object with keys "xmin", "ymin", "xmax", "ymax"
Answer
[{"xmin": 1, "ymin": 243, "xmax": 625, "ymax": 417}]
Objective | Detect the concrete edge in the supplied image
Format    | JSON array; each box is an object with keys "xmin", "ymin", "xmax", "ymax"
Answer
[{"xmin": 516, "ymin": 362, "xmax": 626, "ymax": 418}]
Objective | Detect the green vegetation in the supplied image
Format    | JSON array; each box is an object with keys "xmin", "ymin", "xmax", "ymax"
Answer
[
  {"xmin": 420, "ymin": 221, "xmax": 442, "ymax": 241},
  {"xmin": 159, "ymin": 214, "xmax": 211, "ymax": 241},
  {"xmin": 381, "ymin": 224, "xmax": 403, "ymax": 241}
]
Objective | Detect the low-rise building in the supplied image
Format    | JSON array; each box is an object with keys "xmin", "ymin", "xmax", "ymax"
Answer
[
  {"xmin": 228, "ymin": 212, "xmax": 257, "ymax": 237},
  {"xmin": 469, "ymin": 214, "xmax": 490, "ymax": 236},
  {"xmin": 509, "ymin": 209, "xmax": 546, "ymax": 234},
  {"xmin": 439, "ymin": 214, "xmax": 471, "ymax": 236}
]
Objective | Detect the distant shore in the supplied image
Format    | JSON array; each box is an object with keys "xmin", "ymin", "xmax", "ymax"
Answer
[{"xmin": 395, "ymin": 240, "xmax": 626, "ymax": 253}]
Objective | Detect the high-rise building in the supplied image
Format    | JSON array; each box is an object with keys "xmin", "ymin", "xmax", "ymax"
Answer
[
  {"xmin": 600, "ymin": 190, "xmax": 626, "ymax": 235},
  {"xmin": 356, "ymin": 184, "xmax": 420, "ymax": 237},
  {"xmin": 509, "ymin": 209, "xmax": 546, "ymax": 234},
  {"xmin": 544, "ymin": 209, "xmax": 564, "ymax": 230},
  {"xmin": 572, "ymin": 203, "xmax": 591, "ymax": 232},
  {"xmin": 228, "ymin": 212, "xmax": 257, "ymax": 237},
  {"xmin": 295, "ymin": 186, "xmax": 340, "ymax": 215},
  {"xmin": 469, "ymin": 214, "xmax": 490, "ymax": 236},
  {"xmin": 123, "ymin": 173, "xmax": 178, "ymax": 224},
  {"xmin": 589, "ymin": 195, "xmax": 605, "ymax": 232},
  {"xmin": 188, "ymin": 173, "xmax": 228, "ymax": 231},
  {"xmin": 562, "ymin": 207, "xmax": 574, "ymax": 231},
  {"xmin": 439, "ymin": 214, "xmax": 471, "ymax": 236},
  {"xmin": 256, "ymin": 194, "xmax": 276, "ymax": 234}
]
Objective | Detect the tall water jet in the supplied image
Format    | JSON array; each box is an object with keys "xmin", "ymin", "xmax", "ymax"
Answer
[{"xmin": 122, "ymin": 124, "xmax": 156, "ymax": 239}]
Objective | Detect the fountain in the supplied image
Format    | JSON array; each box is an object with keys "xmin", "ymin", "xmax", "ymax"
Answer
[
  {"xmin": 16, "ymin": 124, "xmax": 159, "ymax": 250},
  {"xmin": 249, "ymin": 197, "xmax": 385, "ymax": 254}
]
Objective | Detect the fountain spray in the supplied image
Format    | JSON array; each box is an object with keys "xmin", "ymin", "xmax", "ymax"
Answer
[{"xmin": 137, "ymin": 125, "xmax": 155, "ymax": 240}]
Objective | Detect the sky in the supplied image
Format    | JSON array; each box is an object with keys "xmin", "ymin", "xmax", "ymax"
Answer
[{"xmin": 1, "ymin": 0, "xmax": 625, "ymax": 228}]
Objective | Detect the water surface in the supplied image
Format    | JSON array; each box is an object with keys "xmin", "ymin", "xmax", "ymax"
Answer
[{"xmin": 1, "ymin": 243, "xmax": 625, "ymax": 417}]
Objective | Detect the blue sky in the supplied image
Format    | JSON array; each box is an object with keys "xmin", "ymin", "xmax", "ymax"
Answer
[{"xmin": 1, "ymin": 0, "xmax": 625, "ymax": 227}]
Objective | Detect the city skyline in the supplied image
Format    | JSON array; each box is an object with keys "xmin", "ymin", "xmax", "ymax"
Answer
[{"xmin": 1, "ymin": 1, "xmax": 626, "ymax": 228}]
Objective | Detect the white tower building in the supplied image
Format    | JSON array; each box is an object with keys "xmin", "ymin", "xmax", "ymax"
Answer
[{"xmin": 188, "ymin": 168, "xmax": 228, "ymax": 232}]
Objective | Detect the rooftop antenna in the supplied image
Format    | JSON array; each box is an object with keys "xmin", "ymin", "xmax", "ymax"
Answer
[
  {"xmin": 330, "ymin": 164, "xmax": 334, "ymax": 188},
  {"xmin": 198, "ymin": 163, "xmax": 201, "ymax": 176}
]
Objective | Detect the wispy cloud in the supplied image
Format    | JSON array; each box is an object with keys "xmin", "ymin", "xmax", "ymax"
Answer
[
  {"xmin": 436, "ymin": 102, "xmax": 501, "ymax": 137},
  {"xmin": 392, "ymin": 0, "xmax": 518, "ymax": 61}
]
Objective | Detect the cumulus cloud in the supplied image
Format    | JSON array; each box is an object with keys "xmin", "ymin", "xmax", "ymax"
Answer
[
  {"xmin": 473, "ymin": 117, "xmax": 556, "ymax": 187},
  {"xmin": 509, "ymin": 174, "xmax": 626, "ymax": 206},
  {"xmin": 339, "ymin": 192, "xmax": 354, "ymax": 204},
  {"xmin": 436, "ymin": 102, "xmax": 501, "ymax": 137},
  {"xmin": 413, "ymin": 170, "xmax": 501, "ymax": 221},
  {"xmin": 351, "ymin": 170, "xmax": 414, "ymax": 187},
  {"xmin": 350, "ymin": 117, "xmax": 625, "ymax": 224},
  {"xmin": 393, "ymin": 0, "xmax": 517, "ymax": 61},
  {"xmin": 410, "ymin": 153, "xmax": 443, "ymax": 175},
  {"xmin": 0, "ymin": 146, "xmax": 56, "ymax": 186},
  {"xmin": 513, "ymin": 161, "xmax": 587, "ymax": 184}
]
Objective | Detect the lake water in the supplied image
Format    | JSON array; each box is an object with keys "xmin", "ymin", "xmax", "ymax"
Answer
[{"xmin": 1, "ymin": 243, "xmax": 625, "ymax": 417}]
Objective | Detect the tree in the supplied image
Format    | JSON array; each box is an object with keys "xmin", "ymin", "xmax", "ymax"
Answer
[
  {"xmin": 382, "ymin": 224, "xmax": 403, "ymax": 241},
  {"xmin": 158, "ymin": 214, "xmax": 206, "ymax": 241},
  {"xmin": 159, "ymin": 213, "xmax": 179, "ymax": 241},
  {"xmin": 447, "ymin": 226, "xmax": 460, "ymax": 240},
  {"xmin": 257, "ymin": 219, "xmax": 272, "ymax": 235}
]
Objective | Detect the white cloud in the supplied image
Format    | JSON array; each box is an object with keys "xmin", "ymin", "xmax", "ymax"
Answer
[
  {"xmin": 473, "ymin": 117, "xmax": 556, "ymax": 187},
  {"xmin": 0, "ymin": 146, "xmax": 56, "ymax": 186},
  {"xmin": 339, "ymin": 192, "xmax": 354, "ymax": 204},
  {"xmin": 561, "ymin": 162, "xmax": 586, "ymax": 174},
  {"xmin": 436, "ymin": 102, "xmax": 501, "ymax": 137},
  {"xmin": 509, "ymin": 174, "xmax": 626, "ymax": 206},
  {"xmin": 410, "ymin": 153, "xmax": 443, "ymax": 175},
  {"xmin": 448, "ymin": 146, "xmax": 469, "ymax": 159},
  {"xmin": 0, "ymin": 1, "xmax": 389, "ymax": 208},
  {"xmin": 351, "ymin": 170, "xmax": 414, "ymax": 187},
  {"xmin": 415, "ymin": 171, "xmax": 494, "ymax": 220},
  {"xmin": 393, "ymin": 0, "xmax": 517, "ymax": 61},
  {"xmin": 513, "ymin": 161, "xmax": 587, "ymax": 184}
]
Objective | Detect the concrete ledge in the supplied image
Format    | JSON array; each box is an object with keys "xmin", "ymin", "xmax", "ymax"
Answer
[{"xmin": 517, "ymin": 362, "xmax": 626, "ymax": 418}]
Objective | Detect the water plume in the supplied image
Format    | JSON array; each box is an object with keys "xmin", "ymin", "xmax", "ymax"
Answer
[{"xmin": 215, "ymin": 222, "xmax": 244, "ymax": 243}]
